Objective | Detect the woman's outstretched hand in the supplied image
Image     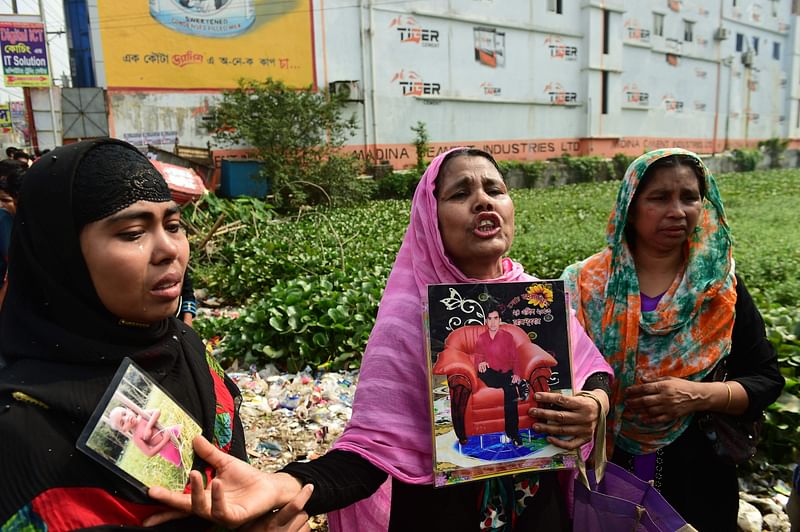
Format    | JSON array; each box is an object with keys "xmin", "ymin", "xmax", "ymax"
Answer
[
  {"xmin": 528, "ymin": 390, "xmax": 608, "ymax": 450},
  {"xmin": 240, "ymin": 484, "xmax": 314, "ymax": 532},
  {"xmin": 145, "ymin": 435, "xmax": 303, "ymax": 529}
]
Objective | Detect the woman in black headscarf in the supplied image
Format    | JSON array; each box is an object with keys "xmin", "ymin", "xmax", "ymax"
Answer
[{"xmin": 0, "ymin": 139, "xmax": 247, "ymax": 529}]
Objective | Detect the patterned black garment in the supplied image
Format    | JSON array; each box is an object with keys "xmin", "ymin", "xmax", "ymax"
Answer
[{"xmin": 0, "ymin": 139, "xmax": 246, "ymax": 530}]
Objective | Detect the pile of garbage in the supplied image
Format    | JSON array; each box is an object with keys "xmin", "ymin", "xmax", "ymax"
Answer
[{"xmin": 231, "ymin": 367, "xmax": 359, "ymax": 531}]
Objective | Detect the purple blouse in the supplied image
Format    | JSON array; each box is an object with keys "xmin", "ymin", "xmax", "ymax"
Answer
[
  {"xmin": 640, "ymin": 291, "xmax": 665, "ymax": 312},
  {"xmin": 632, "ymin": 290, "xmax": 667, "ymax": 482}
]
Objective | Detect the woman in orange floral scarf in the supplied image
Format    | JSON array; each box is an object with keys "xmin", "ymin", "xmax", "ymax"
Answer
[{"xmin": 562, "ymin": 148, "xmax": 783, "ymax": 530}]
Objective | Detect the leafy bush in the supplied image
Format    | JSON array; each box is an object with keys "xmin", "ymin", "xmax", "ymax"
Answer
[
  {"xmin": 373, "ymin": 169, "xmax": 422, "ymax": 199},
  {"xmin": 510, "ymin": 180, "xmax": 617, "ymax": 277},
  {"xmin": 555, "ymin": 155, "xmax": 614, "ymax": 183},
  {"xmin": 759, "ymin": 305, "xmax": 800, "ymax": 462},
  {"xmin": 497, "ymin": 160, "xmax": 547, "ymax": 187},
  {"xmin": 190, "ymin": 200, "xmax": 409, "ymax": 305},
  {"xmin": 719, "ymin": 169, "xmax": 800, "ymax": 307},
  {"xmin": 280, "ymin": 154, "xmax": 371, "ymax": 209},
  {"xmin": 611, "ymin": 153, "xmax": 636, "ymax": 179},
  {"xmin": 195, "ymin": 272, "xmax": 387, "ymax": 371},
  {"xmin": 758, "ymin": 138, "xmax": 790, "ymax": 169},
  {"xmin": 731, "ymin": 148, "xmax": 763, "ymax": 172},
  {"xmin": 184, "ymin": 193, "xmax": 275, "ymax": 224},
  {"xmin": 205, "ymin": 77, "xmax": 366, "ymax": 210}
]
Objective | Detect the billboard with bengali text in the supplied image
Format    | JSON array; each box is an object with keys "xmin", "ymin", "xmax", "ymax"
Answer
[
  {"xmin": 97, "ymin": 0, "xmax": 314, "ymax": 89},
  {"xmin": 0, "ymin": 21, "xmax": 50, "ymax": 87}
]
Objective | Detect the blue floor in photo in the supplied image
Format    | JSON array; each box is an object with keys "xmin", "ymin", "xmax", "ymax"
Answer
[{"xmin": 456, "ymin": 429, "xmax": 550, "ymax": 461}]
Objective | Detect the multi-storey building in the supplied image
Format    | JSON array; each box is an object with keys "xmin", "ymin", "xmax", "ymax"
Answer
[{"xmin": 74, "ymin": 1, "xmax": 800, "ymax": 167}]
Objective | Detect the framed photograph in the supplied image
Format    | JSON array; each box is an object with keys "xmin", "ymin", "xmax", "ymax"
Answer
[
  {"xmin": 426, "ymin": 280, "xmax": 576, "ymax": 487},
  {"xmin": 77, "ymin": 358, "xmax": 202, "ymax": 493}
]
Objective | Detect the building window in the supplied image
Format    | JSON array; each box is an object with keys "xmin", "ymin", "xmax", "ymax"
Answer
[
  {"xmin": 548, "ymin": 0, "xmax": 563, "ymax": 14},
  {"xmin": 736, "ymin": 33, "xmax": 744, "ymax": 51},
  {"xmin": 793, "ymin": 0, "xmax": 800, "ymax": 15},
  {"xmin": 653, "ymin": 13, "xmax": 664, "ymax": 37},
  {"xmin": 603, "ymin": 10, "xmax": 610, "ymax": 54},
  {"xmin": 773, "ymin": 42, "xmax": 781, "ymax": 60},
  {"xmin": 771, "ymin": 0, "xmax": 779, "ymax": 16},
  {"xmin": 601, "ymin": 71, "xmax": 609, "ymax": 114},
  {"xmin": 752, "ymin": 36, "xmax": 759, "ymax": 54},
  {"xmin": 684, "ymin": 20, "xmax": 694, "ymax": 42},
  {"xmin": 733, "ymin": 0, "xmax": 737, "ymax": 6}
]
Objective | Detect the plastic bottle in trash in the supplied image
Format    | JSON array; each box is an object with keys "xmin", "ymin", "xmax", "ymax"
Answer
[{"xmin": 280, "ymin": 394, "xmax": 301, "ymax": 410}]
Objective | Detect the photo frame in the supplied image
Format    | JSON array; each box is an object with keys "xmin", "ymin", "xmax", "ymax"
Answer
[
  {"xmin": 426, "ymin": 280, "xmax": 576, "ymax": 486},
  {"xmin": 77, "ymin": 358, "xmax": 202, "ymax": 493}
]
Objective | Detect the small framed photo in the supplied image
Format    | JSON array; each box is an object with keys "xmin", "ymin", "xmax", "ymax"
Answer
[{"xmin": 77, "ymin": 358, "xmax": 202, "ymax": 493}]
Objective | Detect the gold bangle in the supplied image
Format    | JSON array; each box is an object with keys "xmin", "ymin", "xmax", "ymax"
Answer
[{"xmin": 723, "ymin": 382, "xmax": 732, "ymax": 412}]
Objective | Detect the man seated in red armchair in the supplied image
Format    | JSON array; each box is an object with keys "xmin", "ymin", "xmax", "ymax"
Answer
[
  {"xmin": 433, "ymin": 305, "xmax": 557, "ymax": 447},
  {"xmin": 475, "ymin": 308, "xmax": 527, "ymax": 446}
]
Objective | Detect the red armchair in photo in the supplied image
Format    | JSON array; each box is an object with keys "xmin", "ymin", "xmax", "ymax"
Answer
[{"xmin": 432, "ymin": 323, "xmax": 558, "ymax": 442}]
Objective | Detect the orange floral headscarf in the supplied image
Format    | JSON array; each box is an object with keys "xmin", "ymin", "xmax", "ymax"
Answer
[{"xmin": 562, "ymin": 148, "xmax": 737, "ymax": 454}]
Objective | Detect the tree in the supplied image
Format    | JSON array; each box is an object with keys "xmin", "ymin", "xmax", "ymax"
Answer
[
  {"xmin": 410, "ymin": 121, "xmax": 429, "ymax": 173},
  {"xmin": 206, "ymin": 78, "xmax": 365, "ymax": 209}
]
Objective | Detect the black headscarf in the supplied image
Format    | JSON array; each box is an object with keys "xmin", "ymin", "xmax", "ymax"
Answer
[
  {"xmin": 0, "ymin": 139, "xmax": 245, "ymax": 527},
  {"xmin": 0, "ymin": 138, "xmax": 176, "ymax": 359}
]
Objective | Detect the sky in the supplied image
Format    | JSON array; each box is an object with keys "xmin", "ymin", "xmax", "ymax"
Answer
[{"xmin": 0, "ymin": 0, "xmax": 71, "ymax": 102}]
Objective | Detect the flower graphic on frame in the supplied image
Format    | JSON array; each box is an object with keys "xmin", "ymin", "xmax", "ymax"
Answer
[{"xmin": 525, "ymin": 284, "xmax": 554, "ymax": 308}]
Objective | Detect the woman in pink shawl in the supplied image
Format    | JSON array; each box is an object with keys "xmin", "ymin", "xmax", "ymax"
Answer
[{"xmin": 149, "ymin": 148, "xmax": 613, "ymax": 531}]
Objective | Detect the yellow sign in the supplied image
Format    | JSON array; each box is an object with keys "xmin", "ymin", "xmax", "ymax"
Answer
[
  {"xmin": 0, "ymin": 103, "xmax": 11, "ymax": 132},
  {"xmin": 97, "ymin": 0, "xmax": 314, "ymax": 89}
]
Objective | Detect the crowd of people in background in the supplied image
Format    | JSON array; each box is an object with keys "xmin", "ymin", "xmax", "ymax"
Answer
[
  {"xmin": 0, "ymin": 147, "xmax": 30, "ymax": 306},
  {"xmin": 5, "ymin": 146, "xmax": 36, "ymax": 167}
]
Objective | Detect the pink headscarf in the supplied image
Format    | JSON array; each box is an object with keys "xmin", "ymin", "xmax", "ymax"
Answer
[{"xmin": 328, "ymin": 148, "xmax": 612, "ymax": 531}]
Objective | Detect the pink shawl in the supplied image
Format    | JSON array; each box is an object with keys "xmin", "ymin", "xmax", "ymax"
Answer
[{"xmin": 328, "ymin": 148, "xmax": 612, "ymax": 531}]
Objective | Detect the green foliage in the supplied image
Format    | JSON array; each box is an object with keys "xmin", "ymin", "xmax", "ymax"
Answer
[
  {"xmin": 758, "ymin": 137, "xmax": 790, "ymax": 169},
  {"xmin": 611, "ymin": 153, "xmax": 636, "ymax": 180},
  {"xmin": 183, "ymin": 194, "xmax": 275, "ymax": 234},
  {"xmin": 410, "ymin": 121, "xmax": 430, "ymax": 173},
  {"xmin": 719, "ymin": 169, "xmax": 800, "ymax": 308},
  {"xmin": 760, "ymin": 305, "xmax": 800, "ymax": 463},
  {"xmin": 731, "ymin": 148, "xmax": 763, "ymax": 172},
  {"xmin": 196, "ymin": 273, "xmax": 386, "ymax": 372},
  {"xmin": 497, "ymin": 160, "xmax": 547, "ymax": 187},
  {"xmin": 373, "ymin": 169, "xmax": 422, "ymax": 200},
  {"xmin": 190, "ymin": 200, "xmax": 408, "ymax": 304},
  {"xmin": 205, "ymin": 77, "xmax": 364, "ymax": 210},
  {"xmin": 509, "ymin": 180, "xmax": 617, "ymax": 277},
  {"xmin": 555, "ymin": 154, "xmax": 614, "ymax": 183},
  {"xmin": 192, "ymin": 200, "xmax": 409, "ymax": 370}
]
